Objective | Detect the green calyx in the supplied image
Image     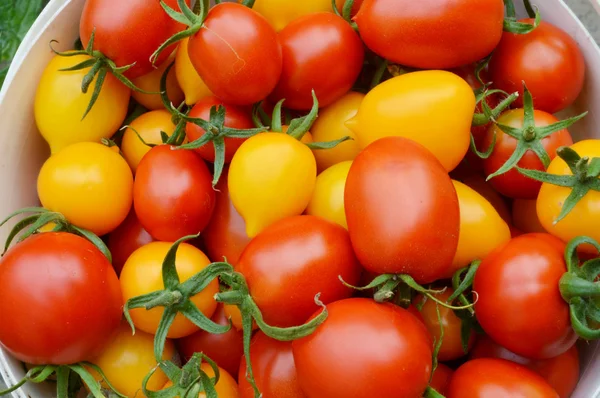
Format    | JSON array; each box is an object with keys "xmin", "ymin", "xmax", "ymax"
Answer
[
  {"xmin": 331, "ymin": 0, "xmax": 358, "ymax": 29},
  {"xmin": 449, "ymin": 261, "xmax": 483, "ymax": 354},
  {"xmin": 503, "ymin": 0, "xmax": 541, "ymax": 34}
]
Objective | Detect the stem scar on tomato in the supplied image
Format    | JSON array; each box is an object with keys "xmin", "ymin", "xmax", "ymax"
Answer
[{"xmin": 503, "ymin": 0, "xmax": 541, "ymax": 34}]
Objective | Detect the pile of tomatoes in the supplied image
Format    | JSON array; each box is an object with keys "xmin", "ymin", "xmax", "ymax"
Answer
[{"xmin": 1, "ymin": 0, "xmax": 600, "ymax": 397}]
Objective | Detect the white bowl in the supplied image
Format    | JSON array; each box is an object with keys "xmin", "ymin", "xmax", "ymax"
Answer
[{"xmin": 1, "ymin": 0, "xmax": 600, "ymax": 396}]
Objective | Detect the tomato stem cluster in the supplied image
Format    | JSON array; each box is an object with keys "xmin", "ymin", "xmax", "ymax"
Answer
[{"xmin": 503, "ymin": 0, "xmax": 541, "ymax": 34}]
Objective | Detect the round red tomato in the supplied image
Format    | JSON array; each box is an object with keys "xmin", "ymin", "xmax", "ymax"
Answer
[
  {"xmin": 474, "ymin": 234, "xmax": 577, "ymax": 359},
  {"xmin": 237, "ymin": 215, "xmax": 362, "ymax": 327},
  {"xmin": 107, "ymin": 210, "xmax": 154, "ymax": 276},
  {"xmin": 269, "ymin": 13, "xmax": 364, "ymax": 110},
  {"xmin": 355, "ymin": 0, "xmax": 504, "ymax": 69},
  {"xmin": 489, "ymin": 20, "xmax": 585, "ymax": 114},
  {"xmin": 133, "ymin": 145, "xmax": 216, "ymax": 241},
  {"xmin": 188, "ymin": 3, "xmax": 282, "ymax": 105},
  {"xmin": 344, "ymin": 136, "xmax": 460, "ymax": 283},
  {"xmin": 0, "ymin": 233, "xmax": 122, "ymax": 364},
  {"xmin": 292, "ymin": 298, "xmax": 432, "ymax": 398}
]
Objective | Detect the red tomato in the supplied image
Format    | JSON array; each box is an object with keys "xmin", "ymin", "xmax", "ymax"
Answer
[
  {"xmin": 237, "ymin": 215, "xmax": 362, "ymax": 327},
  {"xmin": 292, "ymin": 298, "xmax": 433, "ymax": 398},
  {"xmin": 447, "ymin": 358, "xmax": 559, "ymax": 398},
  {"xmin": 355, "ymin": 0, "xmax": 504, "ymax": 69},
  {"xmin": 269, "ymin": 13, "xmax": 364, "ymax": 110},
  {"xmin": 107, "ymin": 210, "xmax": 154, "ymax": 276},
  {"xmin": 489, "ymin": 20, "xmax": 585, "ymax": 114},
  {"xmin": 430, "ymin": 364, "xmax": 454, "ymax": 396},
  {"xmin": 133, "ymin": 145, "xmax": 216, "ymax": 241},
  {"xmin": 344, "ymin": 137, "xmax": 460, "ymax": 283},
  {"xmin": 474, "ymin": 234, "xmax": 577, "ymax": 359},
  {"xmin": 471, "ymin": 335, "xmax": 579, "ymax": 398},
  {"xmin": 176, "ymin": 304, "xmax": 243, "ymax": 378},
  {"xmin": 185, "ymin": 96, "xmax": 255, "ymax": 163},
  {"xmin": 0, "ymin": 233, "xmax": 122, "ymax": 364},
  {"xmin": 188, "ymin": 3, "xmax": 282, "ymax": 105},
  {"xmin": 80, "ymin": 0, "xmax": 186, "ymax": 78},
  {"xmin": 239, "ymin": 332, "xmax": 305, "ymax": 398}
]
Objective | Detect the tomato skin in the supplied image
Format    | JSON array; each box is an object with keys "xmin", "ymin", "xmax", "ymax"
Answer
[
  {"xmin": 306, "ymin": 161, "xmax": 352, "ymax": 229},
  {"xmin": 131, "ymin": 55, "xmax": 184, "ymax": 110},
  {"xmin": 430, "ymin": 364, "xmax": 453, "ymax": 396},
  {"xmin": 474, "ymin": 234, "xmax": 576, "ymax": 359},
  {"xmin": 176, "ymin": 37, "xmax": 213, "ymax": 106},
  {"xmin": 239, "ymin": 332, "xmax": 306, "ymax": 398},
  {"xmin": 237, "ymin": 215, "xmax": 361, "ymax": 327},
  {"xmin": 270, "ymin": 13, "xmax": 364, "ymax": 110},
  {"xmin": 0, "ymin": 233, "xmax": 122, "ymax": 364},
  {"xmin": 134, "ymin": 145, "xmax": 216, "ymax": 241},
  {"xmin": 482, "ymin": 109, "xmax": 573, "ymax": 199},
  {"xmin": 188, "ymin": 3, "xmax": 282, "ymax": 105},
  {"xmin": 185, "ymin": 96, "xmax": 255, "ymax": 163},
  {"xmin": 489, "ymin": 20, "xmax": 585, "ymax": 114},
  {"xmin": 345, "ymin": 137, "xmax": 460, "ymax": 283},
  {"xmin": 447, "ymin": 358, "xmax": 559, "ymax": 398},
  {"xmin": 107, "ymin": 210, "xmax": 154, "ymax": 276},
  {"xmin": 513, "ymin": 199, "xmax": 546, "ymax": 234},
  {"xmin": 252, "ymin": 0, "xmax": 332, "ymax": 31},
  {"xmin": 461, "ymin": 175, "xmax": 512, "ymax": 225},
  {"xmin": 355, "ymin": 0, "xmax": 504, "ymax": 69},
  {"xmin": 292, "ymin": 298, "xmax": 432, "ymax": 398}
]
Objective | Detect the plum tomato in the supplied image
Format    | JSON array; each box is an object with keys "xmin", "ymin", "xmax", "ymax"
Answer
[{"xmin": 306, "ymin": 161, "xmax": 352, "ymax": 230}]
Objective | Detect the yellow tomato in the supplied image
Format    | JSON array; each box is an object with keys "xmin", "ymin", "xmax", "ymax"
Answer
[
  {"xmin": 35, "ymin": 54, "xmax": 130, "ymax": 155},
  {"xmin": 37, "ymin": 142, "xmax": 133, "ymax": 236},
  {"xmin": 121, "ymin": 110, "xmax": 177, "ymax": 173},
  {"xmin": 250, "ymin": 0, "xmax": 332, "ymax": 31},
  {"xmin": 229, "ymin": 133, "xmax": 317, "ymax": 238},
  {"xmin": 223, "ymin": 303, "xmax": 257, "ymax": 332},
  {"xmin": 513, "ymin": 199, "xmax": 546, "ymax": 234},
  {"xmin": 311, "ymin": 92, "xmax": 363, "ymax": 172},
  {"xmin": 162, "ymin": 363, "xmax": 239, "ymax": 398},
  {"xmin": 346, "ymin": 70, "xmax": 475, "ymax": 171},
  {"xmin": 450, "ymin": 180, "xmax": 511, "ymax": 275},
  {"xmin": 131, "ymin": 54, "xmax": 184, "ymax": 110},
  {"xmin": 306, "ymin": 161, "xmax": 352, "ymax": 229},
  {"xmin": 88, "ymin": 322, "xmax": 176, "ymax": 398},
  {"xmin": 120, "ymin": 242, "xmax": 219, "ymax": 338},
  {"xmin": 176, "ymin": 37, "xmax": 213, "ymax": 105}
]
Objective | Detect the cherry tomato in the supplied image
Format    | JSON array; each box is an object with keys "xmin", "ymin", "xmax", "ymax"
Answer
[
  {"xmin": 131, "ymin": 54, "xmax": 184, "ymax": 110},
  {"xmin": 460, "ymin": 175, "xmax": 512, "ymax": 225},
  {"xmin": 162, "ymin": 363, "xmax": 239, "ymax": 398},
  {"xmin": 345, "ymin": 137, "xmax": 460, "ymax": 283},
  {"xmin": 107, "ymin": 210, "xmax": 154, "ymax": 276},
  {"xmin": 489, "ymin": 20, "xmax": 585, "ymax": 114},
  {"xmin": 0, "ymin": 233, "xmax": 122, "ymax": 364},
  {"xmin": 293, "ymin": 298, "xmax": 432, "ymax": 398},
  {"xmin": 306, "ymin": 161, "xmax": 351, "ymax": 229},
  {"xmin": 251, "ymin": 0, "xmax": 332, "ymax": 31},
  {"xmin": 133, "ymin": 145, "xmax": 215, "ymax": 241},
  {"xmin": 270, "ymin": 13, "xmax": 364, "ymax": 110},
  {"xmin": 175, "ymin": 37, "xmax": 213, "ymax": 106},
  {"xmin": 430, "ymin": 364, "xmax": 454, "ymax": 396},
  {"xmin": 513, "ymin": 199, "xmax": 546, "ymax": 234}
]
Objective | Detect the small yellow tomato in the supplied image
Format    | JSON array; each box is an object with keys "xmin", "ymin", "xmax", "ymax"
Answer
[
  {"xmin": 229, "ymin": 133, "xmax": 317, "ymax": 237},
  {"xmin": 311, "ymin": 92, "xmax": 363, "ymax": 172},
  {"xmin": 120, "ymin": 242, "xmax": 218, "ymax": 338},
  {"xmin": 513, "ymin": 199, "xmax": 546, "ymax": 234},
  {"xmin": 121, "ymin": 110, "xmax": 177, "ymax": 173},
  {"xmin": 37, "ymin": 142, "xmax": 133, "ymax": 236},
  {"xmin": 162, "ymin": 363, "xmax": 239, "ymax": 398},
  {"xmin": 131, "ymin": 54, "xmax": 184, "ymax": 110},
  {"xmin": 176, "ymin": 37, "xmax": 213, "ymax": 105},
  {"xmin": 35, "ymin": 54, "xmax": 130, "ymax": 154},
  {"xmin": 306, "ymin": 161, "xmax": 352, "ymax": 229},
  {"xmin": 346, "ymin": 70, "xmax": 475, "ymax": 171},
  {"xmin": 450, "ymin": 180, "xmax": 511, "ymax": 275},
  {"xmin": 250, "ymin": 0, "xmax": 332, "ymax": 31}
]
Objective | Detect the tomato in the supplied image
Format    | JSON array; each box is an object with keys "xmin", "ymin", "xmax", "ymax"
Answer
[
  {"xmin": 482, "ymin": 109, "xmax": 573, "ymax": 199},
  {"xmin": 107, "ymin": 210, "xmax": 154, "ymax": 276},
  {"xmin": 355, "ymin": 0, "xmax": 504, "ymax": 69},
  {"xmin": 121, "ymin": 110, "xmax": 177, "ymax": 173},
  {"xmin": 186, "ymin": 96, "xmax": 254, "ymax": 163},
  {"xmin": 345, "ymin": 137, "xmax": 460, "ymax": 283},
  {"xmin": 292, "ymin": 298, "xmax": 432, "ymax": 398},
  {"xmin": 176, "ymin": 304, "xmax": 244, "ymax": 378},
  {"xmin": 34, "ymin": 54, "xmax": 130, "ymax": 155},
  {"xmin": 489, "ymin": 20, "xmax": 585, "ymax": 114},
  {"xmin": 447, "ymin": 358, "xmax": 559, "ymax": 398},
  {"xmin": 270, "ymin": 13, "xmax": 364, "ymax": 110},
  {"xmin": 346, "ymin": 71, "xmax": 475, "ymax": 171},
  {"xmin": 223, "ymin": 303, "xmax": 257, "ymax": 332},
  {"xmin": 306, "ymin": 161, "xmax": 351, "ymax": 230},
  {"xmin": 38, "ymin": 142, "xmax": 133, "ymax": 236},
  {"xmin": 237, "ymin": 215, "xmax": 361, "ymax": 327},
  {"xmin": 513, "ymin": 199, "xmax": 546, "ymax": 234},
  {"xmin": 450, "ymin": 180, "xmax": 511, "ymax": 275},
  {"xmin": 89, "ymin": 322, "xmax": 176, "ymax": 397},
  {"xmin": 251, "ymin": 0, "xmax": 332, "ymax": 31},
  {"xmin": 80, "ymin": 0, "xmax": 186, "ymax": 78},
  {"xmin": 120, "ymin": 242, "xmax": 219, "ymax": 338},
  {"xmin": 176, "ymin": 37, "xmax": 213, "ymax": 106},
  {"xmin": 0, "ymin": 233, "xmax": 122, "ymax": 364},
  {"xmin": 474, "ymin": 234, "xmax": 577, "ymax": 359},
  {"xmin": 471, "ymin": 335, "xmax": 579, "ymax": 398},
  {"xmin": 228, "ymin": 133, "xmax": 316, "ymax": 238},
  {"xmin": 335, "ymin": 0, "xmax": 364, "ymax": 17},
  {"xmin": 163, "ymin": 363, "xmax": 238, "ymax": 398},
  {"xmin": 131, "ymin": 54, "xmax": 184, "ymax": 110},
  {"xmin": 188, "ymin": 3, "xmax": 282, "ymax": 105},
  {"xmin": 310, "ymin": 92, "xmax": 363, "ymax": 172},
  {"xmin": 461, "ymin": 175, "xmax": 512, "ymax": 225},
  {"xmin": 430, "ymin": 364, "xmax": 453, "ymax": 396},
  {"xmin": 239, "ymin": 332, "xmax": 305, "ymax": 398},
  {"xmin": 134, "ymin": 145, "xmax": 215, "ymax": 241}
]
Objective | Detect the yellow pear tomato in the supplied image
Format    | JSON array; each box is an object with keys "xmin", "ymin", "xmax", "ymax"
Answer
[
  {"xmin": 37, "ymin": 142, "xmax": 133, "ymax": 236},
  {"xmin": 175, "ymin": 37, "xmax": 213, "ymax": 105},
  {"xmin": 346, "ymin": 70, "xmax": 475, "ymax": 171},
  {"xmin": 228, "ymin": 133, "xmax": 317, "ymax": 238},
  {"xmin": 250, "ymin": 0, "xmax": 333, "ymax": 31},
  {"xmin": 131, "ymin": 54, "xmax": 184, "ymax": 110},
  {"xmin": 34, "ymin": 54, "xmax": 130, "ymax": 155},
  {"xmin": 513, "ymin": 199, "xmax": 546, "ymax": 234},
  {"xmin": 306, "ymin": 161, "xmax": 352, "ymax": 229},
  {"xmin": 162, "ymin": 363, "xmax": 239, "ymax": 398}
]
